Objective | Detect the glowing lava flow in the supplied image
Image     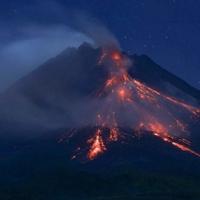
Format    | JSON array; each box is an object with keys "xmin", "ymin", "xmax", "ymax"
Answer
[
  {"xmin": 87, "ymin": 129, "xmax": 106, "ymax": 160},
  {"xmin": 72, "ymin": 49, "xmax": 200, "ymax": 160},
  {"xmin": 147, "ymin": 122, "xmax": 200, "ymax": 157}
]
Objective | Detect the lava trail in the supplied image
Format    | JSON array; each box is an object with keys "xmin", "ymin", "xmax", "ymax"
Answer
[{"xmin": 70, "ymin": 49, "xmax": 200, "ymax": 160}]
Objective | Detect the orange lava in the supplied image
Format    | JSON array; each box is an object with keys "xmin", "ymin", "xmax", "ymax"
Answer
[
  {"xmin": 148, "ymin": 122, "xmax": 168, "ymax": 137},
  {"xmin": 146, "ymin": 121, "xmax": 200, "ymax": 157},
  {"xmin": 109, "ymin": 127, "xmax": 120, "ymax": 141},
  {"xmin": 105, "ymin": 76, "xmax": 117, "ymax": 87},
  {"xmin": 70, "ymin": 49, "xmax": 200, "ymax": 160},
  {"xmin": 87, "ymin": 129, "xmax": 106, "ymax": 160},
  {"xmin": 116, "ymin": 87, "xmax": 132, "ymax": 103},
  {"xmin": 118, "ymin": 88, "xmax": 126, "ymax": 99},
  {"xmin": 171, "ymin": 142, "xmax": 200, "ymax": 157},
  {"xmin": 132, "ymin": 79, "xmax": 200, "ymax": 117},
  {"xmin": 111, "ymin": 52, "xmax": 122, "ymax": 61}
]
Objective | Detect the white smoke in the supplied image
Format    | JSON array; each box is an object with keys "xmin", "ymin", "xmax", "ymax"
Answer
[{"xmin": 0, "ymin": 25, "xmax": 92, "ymax": 92}]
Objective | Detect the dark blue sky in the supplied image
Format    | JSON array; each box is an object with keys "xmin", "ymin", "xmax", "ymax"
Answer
[{"xmin": 0, "ymin": 0, "xmax": 200, "ymax": 89}]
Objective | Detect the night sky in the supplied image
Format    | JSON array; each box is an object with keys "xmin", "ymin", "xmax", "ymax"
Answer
[{"xmin": 0, "ymin": 0, "xmax": 200, "ymax": 90}]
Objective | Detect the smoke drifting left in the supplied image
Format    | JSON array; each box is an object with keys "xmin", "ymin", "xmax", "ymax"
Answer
[
  {"xmin": 0, "ymin": 10, "xmax": 120, "ymax": 92},
  {"xmin": 66, "ymin": 11, "xmax": 120, "ymax": 50}
]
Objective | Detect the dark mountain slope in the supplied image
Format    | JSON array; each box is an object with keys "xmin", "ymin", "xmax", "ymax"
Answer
[{"xmin": 130, "ymin": 54, "xmax": 200, "ymax": 101}]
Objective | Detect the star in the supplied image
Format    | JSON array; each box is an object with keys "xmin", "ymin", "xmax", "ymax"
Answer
[{"xmin": 164, "ymin": 35, "xmax": 169, "ymax": 40}]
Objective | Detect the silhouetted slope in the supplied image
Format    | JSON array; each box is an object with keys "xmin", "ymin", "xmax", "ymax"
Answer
[{"xmin": 130, "ymin": 54, "xmax": 200, "ymax": 102}]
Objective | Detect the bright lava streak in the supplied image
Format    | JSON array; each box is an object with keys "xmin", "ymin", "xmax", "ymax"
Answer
[
  {"xmin": 69, "ymin": 49, "xmax": 200, "ymax": 160},
  {"xmin": 87, "ymin": 129, "xmax": 106, "ymax": 160}
]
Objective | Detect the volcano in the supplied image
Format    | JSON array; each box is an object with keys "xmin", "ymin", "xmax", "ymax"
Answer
[
  {"xmin": 0, "ymin": 42, "xmax": 199, "ymax": 158},
  {"xmin": 0, "ymin": 43, "xmax": 200, "ymax": 199}
]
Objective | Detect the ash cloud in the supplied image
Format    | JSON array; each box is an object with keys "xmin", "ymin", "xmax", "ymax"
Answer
[
  {"xmin": 68, "ymin": 12, "xmax": 120, "ymax": 50},
  {"xmin": 0, "ymin": 25, "xmax": 92, "ymax": 92}
]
